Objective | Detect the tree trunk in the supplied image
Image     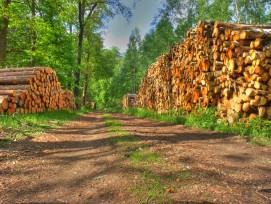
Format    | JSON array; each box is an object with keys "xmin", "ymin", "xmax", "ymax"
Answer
[
  {"xmin": 82, "ymin": 73, "xmax": 89, "ymax": 106},
  {"xmin": 82, "ymin": 51, "xmax": 90, "ymax": 106},
  {"xmin": 0, "ymin": 0, "xmax": 11, "ymax": 67},
  {"xmin": 132, "ymin": 65, "xmax": 136, "ymax": 94},
  {"xmin": 74, "ymin": 0, "xmax": 85, "ymax": 99},
  {"xmin": 30, "ymin": 0, "xmax": 37, "ymax": 67},
  {"xmin": 74, "ymin": 1, "xmax": 97, "ymax": 101}
]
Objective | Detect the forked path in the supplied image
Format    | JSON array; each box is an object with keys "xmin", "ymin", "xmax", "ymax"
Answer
[{"xmin": 0, "ymin": 112, "xmax": 270, "ymax": 203}]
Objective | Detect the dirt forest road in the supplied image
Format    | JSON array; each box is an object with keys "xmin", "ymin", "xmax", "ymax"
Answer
[{"xmin": 0, "ymin": 112, "xmax": 270, "ymax": 204}]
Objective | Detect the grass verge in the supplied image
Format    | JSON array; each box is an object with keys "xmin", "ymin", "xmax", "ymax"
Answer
[
  {"xmin": 123, "ymin": 107, "xmax": 271, "ymax": 146},
  {"xmin": 123, "ymin": 108, "xmax": 185, "ymax": 124},
  {"xmin": 0, "ymin": 109, "xmax": 86, "ymax": 147}
]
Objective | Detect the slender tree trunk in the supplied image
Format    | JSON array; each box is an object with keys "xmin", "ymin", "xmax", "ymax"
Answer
[
  {"xmin": 74, "ymin": 1, "xmax": 97, "ymax": 101},
  {"xmin": 30, "ymin": 0, "xmax": 36, "ymax": 66},
  {"xmin": 132, "ymin": 65, "xmax": 136, "ymax": 94},
  {"xmin": 82, "ymin": 73, "xmax": 89, "ymax": 106},
  {"xmin": 82, "ymin": 52, "xmax": 90, "ymax": 106},
  {"xmin": 74, "ymin": 0, "xmax": 85, "ymax": 99},
  {"xmin": 0, "ymin": 0, "xmax": 11, "ymax": 67}
]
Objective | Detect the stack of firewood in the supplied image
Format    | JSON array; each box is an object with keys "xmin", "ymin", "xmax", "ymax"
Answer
[
  {"xmin": 62, "ymin": 90, "xmax": 76, "ymax": 110},
  {"xmin": 123, "ymin": 94, "xmax": 136, "ymax": 109},
  {"xmin": 211, "ymin": 22, "xmax": 271, "ymax": 122},
  {"xmin": 136, "ymin": 20, "xmax": 271, "ymax": 122},
  {"xmin": 0, "ymin": 67, "xmax": 73, "ymax": 114}
]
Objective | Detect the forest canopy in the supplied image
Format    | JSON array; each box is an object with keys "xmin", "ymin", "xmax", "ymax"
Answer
[{"xmin": 0, "ymin": 0, "xmax": 270, "ymax": 109}]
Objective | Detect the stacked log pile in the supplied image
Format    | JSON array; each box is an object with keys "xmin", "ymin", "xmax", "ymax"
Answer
[
  {"xmin": 136, "ymin": 21, "xmax": 271, "ymax": 122},
  {"xmin": 62, "ymin": 90, "xmax": 76, "ymax": 110},
  {"xmin": 0, "ymin": 67, "xmax": 64, "ymax": 114},
  {"xmin": 123, "ymin": 94, "xmax": 136, "ymax": 109}
]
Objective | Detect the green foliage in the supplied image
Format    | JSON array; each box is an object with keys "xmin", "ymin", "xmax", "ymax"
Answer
[
  {"xmin": 185, "ymin": 107, "xmax": 217, "ymax": 130},
  {"xmin": 139, "ymin": 16, "xmax": 178, "ymax": 72},
  {"xmin": 231, "ymin": 0, "xmax": 271, "ymax": 23},
  {"xmin": 122, "ymin": 28, "xmax": 142, "ymax": 94},
  {"xmin": 196, "ymin": 0, "xmax": 232, "ymax": 22},
  {"xmin": 88, "ymin": 47, "xmax": 124, "ymax": 109},
  {"xmin": 79, "ymin": 106, "xmax": 93, "ymax": 114},
  {"xmin": 157, "ymin": 0, "xmax": 271, "ymax": 40},
  {"xmin": 214, "ymin": 121, "xmax": 247, "ymax": 135},
  {"xmin": 104, "ymin": 118, "xmax": 121, "ymax": 130},
  {"xmin": 5, "ymin": 0, "xmax": 77, "ymax": 89},
  {"xmin": 124, "ymin": 108, "xmax": 186, "ymax": 124},
  {"xmin": 246, "ymin": 118, "xmax": 271, "ymax": 138}
]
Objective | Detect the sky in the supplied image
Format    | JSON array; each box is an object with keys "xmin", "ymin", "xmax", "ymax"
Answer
[{"xmin": 103, "ymin": 0, "xmax": 163, "ymax": 53}]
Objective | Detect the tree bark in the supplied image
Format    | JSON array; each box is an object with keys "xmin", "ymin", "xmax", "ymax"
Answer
[
  {"xmin": 82, "ymin": 51, "xmax": 90, "ymax": 106},
  {"xmin": 74, "ymin": 1, "xmax": 97, "ymax": 100},
  {"xmin": 82, "ymin": 73, "xmax": 89, "ymax": 106},
  {"xmin": 0, "ymin": 85, "xmax": 31, "ymax": 90},
  {"xmin": 74, "ymin": 0, "xmax": 85, "ymax": 99},
  {"xmin": 30, "ymin": 0, "xmax": 37, "ymax": 67},
  {"xmin": 0, "ymin": 0, "xmax": 11, "ymax": 67}
]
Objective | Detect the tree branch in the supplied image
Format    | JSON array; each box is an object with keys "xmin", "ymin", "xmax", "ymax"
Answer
[{"xmin": 86, "ymin": 3, "xmax": 97, "ymax": 20}]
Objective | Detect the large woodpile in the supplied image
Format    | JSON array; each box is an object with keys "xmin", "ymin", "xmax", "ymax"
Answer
[
  {"xmin": 136, "ymin": 21, "xmax": 271, "ymax": 122},
  {"xmin": 0, "ymin": 67, "xmax": 75, "ymax": 114}
]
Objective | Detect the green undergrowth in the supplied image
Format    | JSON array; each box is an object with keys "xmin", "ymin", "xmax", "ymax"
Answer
[
  {"xmin": 123, "ymin": 107, "xmax": 271, "ymax": 146},
  {"xmin": 0, "ymin": 109, "xmax": 85, "ymax": 146},
  {"xmin": 123, "ymin": 108, "xmax": 186, "ymax": 124}
]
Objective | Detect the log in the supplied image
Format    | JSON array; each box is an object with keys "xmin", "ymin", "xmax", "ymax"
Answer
[
  {"xmin": 258, "ymin": 106, "xmax": 266, "ymax": 118},
  {"xmin": 0, "ymin": 71, "xmax": 36, "ymax": 77},
  {"xmin": 240, "ymin": 29, "xmax": 271, "ymax": 40},
  {"xmin": 0, "ymin": 90, "xmax": 28, "ymax": 97},
  {"xmin": 0, "ymin": 67, "xmax": 45, "ymax": 73},
  {"xmin": 0, "ymin": 76, "xmax": 32, "ymax": 85},
  {"xmin": 0, "ymin": 95, "xmax": 9, "ymax": 110}
]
